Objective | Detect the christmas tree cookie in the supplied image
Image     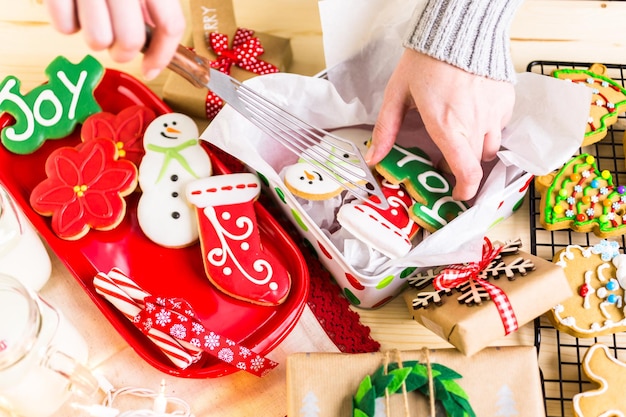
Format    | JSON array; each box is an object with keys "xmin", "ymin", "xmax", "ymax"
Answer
[
  {"xmin": 535, "ymin": 154, "xmax": 626, "ymax": 238},
  {"xmin": 552, "ymin": 63, "xmax": 626, "ymax": 146},
  {"xmin": 0, "ymin": 55, "xmax": 104, "ymax": 154}
]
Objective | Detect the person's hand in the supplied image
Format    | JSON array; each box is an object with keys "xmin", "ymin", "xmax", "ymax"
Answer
[
  {"xmin": 43, "ymin": 0, "xmax": 185, "ymax": 80},
  {"xmin": 366, "ymin": 49, "xmax": 515, "ymax": 201}
]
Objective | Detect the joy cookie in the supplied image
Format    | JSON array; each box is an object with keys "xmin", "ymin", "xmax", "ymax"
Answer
[
  {"xmin": 0, "ymin": 55, "xmax": 104, "ymax": 154},
  {"xmin": 553, "ymin": 63, "xmax": 626, "ymax": 146},
  {"xmin": 186, "ymin": 173, "xmax": 291, "ymax": 306},
  {"xmin": 336, "ymin": 173, "xmax": 420, "ymax": 258},
  {"xmin": 547, "ymin": 240, "xmax": 626, "ymax": 338},
  {"xmin": 375, "ymin": 144, "xmax": 468, "ymax": 232},
  {"xmin": 573, "ymin": 343, "xmax": 626, "ymax": 417},
  {"xmin": 29, "ymin": 137, "xmax": 138, "ymax": 240},
  {"xmin": 535, "ymin": 154, "xmax": 626, "ymax": 238},
  {"xmin": 137, "ymin": 113, "xmax": 212, "ymax": 248},
  {"xmin": 81, "ymin": 105, "xmax": 156, "ymax": 167}
]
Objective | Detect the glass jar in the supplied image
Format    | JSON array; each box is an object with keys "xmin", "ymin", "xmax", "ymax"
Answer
[
  {"xmin": 0, "ymin": 274, "xmax": 97, "ymax": 417},
  {"xmin": 0, "ymin": 186, "xmax": 51, "ymax": 291}
]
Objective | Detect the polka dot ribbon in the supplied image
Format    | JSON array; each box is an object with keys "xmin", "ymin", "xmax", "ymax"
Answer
[
  {"xmin": 133, "ymin": 295, "xmax": 278, "ymax": 377},
  {"xmin": 204, "ymin": 28, "xmax": 279, "ymax": 119},
  {"xmin": 433, "ymin": 237, "xmax": 519, "ymax": 335}
]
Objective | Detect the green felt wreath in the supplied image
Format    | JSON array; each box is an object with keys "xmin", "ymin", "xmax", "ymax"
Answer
[{"xmin": 352, "ymin": 360, "xmax": 476, "ymax": 417}]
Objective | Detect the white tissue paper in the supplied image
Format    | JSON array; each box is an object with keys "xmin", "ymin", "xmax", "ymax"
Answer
[{"xmin": 200, "ymin": 0, "xmax": 590, "ymax": 308}]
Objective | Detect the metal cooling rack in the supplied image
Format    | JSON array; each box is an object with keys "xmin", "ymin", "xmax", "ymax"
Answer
[{"xmin": 527, "ymin": 60, "xmax": 626, "ymax": 417}]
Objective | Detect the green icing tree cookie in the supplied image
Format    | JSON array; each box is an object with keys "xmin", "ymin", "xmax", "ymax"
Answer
[{"xmin": 0, "ymin": 54, "xmax": 104, "ymax": 154}]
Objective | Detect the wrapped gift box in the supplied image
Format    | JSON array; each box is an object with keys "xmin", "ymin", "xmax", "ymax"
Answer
[
  {"xmin": 162, "ymin": 0, "xmax": 292, "ymax": 120},
  {"xmin": 286, "ymin": 346, "xmax": 546, "ymax": 417},
  {"xmin": 402, "ymin": 242, "xmax": 573, "ymax": 356}
]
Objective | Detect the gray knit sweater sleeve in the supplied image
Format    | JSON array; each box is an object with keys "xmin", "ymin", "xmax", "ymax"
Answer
[{"xmin": 404, "ymin": 0, "xmax": 523, "ymax": 83}]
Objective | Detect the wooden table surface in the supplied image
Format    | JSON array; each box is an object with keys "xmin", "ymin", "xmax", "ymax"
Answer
[{"xmin": 2, "ymin": 1, "xmax": 626, "ymax": 416}]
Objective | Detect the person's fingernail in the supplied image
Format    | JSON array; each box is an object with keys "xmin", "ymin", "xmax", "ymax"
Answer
[
  {"xmin": 364, "ymin": 144, "xmax": 376, "ymax": 165},
  {"xmin": 144, "ymin": 68, "xmax": 160, "ymax": 81}
]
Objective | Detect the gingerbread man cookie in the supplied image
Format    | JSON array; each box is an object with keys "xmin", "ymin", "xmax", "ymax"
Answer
[
  {"xmin": 553, "ymin": 63, "xmax": 626, "ymax": 146},
  {"xmin": 186, "ymin": 173, "xmax": 291, "ymax": 306},
  {"xmin": 337, "ymin": 173, "xmax": 420, "ymax": 258},
  {"xmin": 573, "ymin": 343, "xmax": 626, "ymax": 416},
  {"xmin": 0, "ymin": 55, "xmax": 104, "ymax": 154},
  {"xmin": 547, "ymin": 240, "xmax": 626, "ymax": 338},
  {"xmin": 137, "ymin": 113, "xmax": 212, "ymax": 248},
  {"xmin": 536, "ymin": 154, "xmax": 626, "ymax": 238},
  {"xmin": 375, "ymin": 144, "xmax": 468, "ymax": 232}
]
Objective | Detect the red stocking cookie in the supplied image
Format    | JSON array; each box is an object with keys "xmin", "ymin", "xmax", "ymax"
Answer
[
  {"xmin": 337, "ymin": 173, "xmax": 420, "ymax": 258},
  {"xmin": 186, "ymin": 173, "xmax": 291, "ymax": 306}
]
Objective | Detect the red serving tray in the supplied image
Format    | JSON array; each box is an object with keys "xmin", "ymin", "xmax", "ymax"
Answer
[{"xmin": 0, "ymin": 68, "xmax": 309, "ymax": 378}]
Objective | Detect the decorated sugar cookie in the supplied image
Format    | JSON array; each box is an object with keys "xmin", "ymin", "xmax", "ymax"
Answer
[
  {"xmin": 0, "ymin": 55, "xmax": 104, "ymax": 154},
  {"xmin": 137, "ymin": 113, "xmax": 212, "ymax": 248},
  {"xmin": 535, "ymin": 154, "xmax": 626, "ymax": 238},
  {"xmin": 573, "ymin": 343, "xmax": 626, "ymax": 417},
  {"xmin": 288, "ymin": 127, "xmax": 372, "ymax": 200},
  {"xmin": 186, "ymin": 173, "xmax": 291, "ymax": 306},
  {"xmin": 29, "ymin": 138, "xmax": 138, "ymax": 240},
  {"xmin": 547, "ymin": 240, "xmax": 626, "ymax": 338},
  {"xmin": 81, "ymin": 105, "xmax": 156, "ymax": 167},
  {"xmin": 375, "ymin": 144, "xmax": 468, "ymax": 232},
  {"xmin": 337, "ymin": 173, "xmax": 420, "ymax": 258},
  {"xmin": 553, "ymin": 63, "xmax": 626, "ymax": 146}
]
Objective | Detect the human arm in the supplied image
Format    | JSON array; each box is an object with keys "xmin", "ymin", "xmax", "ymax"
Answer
[
  {"xmin": 43, "ymin": 0, "xmax": 186, "ymax": 80},
  {"xmin": 366, "ymin": 0, "xmax": 523, "ymax": 201}
]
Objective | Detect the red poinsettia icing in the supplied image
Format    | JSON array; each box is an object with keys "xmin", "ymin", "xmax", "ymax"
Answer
[
  {"xmin": 30, "ymin": 138, "xmax": 138, "ymax": 240},
  {"xmin": 81, "ymin": 105, "xmax": 156, "ymax": 166}
]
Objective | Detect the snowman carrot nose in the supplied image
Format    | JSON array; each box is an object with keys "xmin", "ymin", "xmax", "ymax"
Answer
[
  {"xmin": 304, "ymin": 170, "xmax": 315, "ymax": 181},
  {"xmin": 166, "ymin": 127, "xmax": 181, "ymax": 134}
]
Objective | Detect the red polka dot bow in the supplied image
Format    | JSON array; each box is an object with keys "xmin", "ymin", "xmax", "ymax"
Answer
[
  {"xmin": 205, "ymin": 28, "xmax": 279, "ymax": 120},
  {"xmin": 433, "ymin": 237, "xmax": 519, "ymax": 335}
]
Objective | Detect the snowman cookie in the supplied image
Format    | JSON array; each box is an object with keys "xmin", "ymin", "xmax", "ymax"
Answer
[
  {"xmin": 283, "ymin": 127, "xmax": 372, "ymax": 200},
  {"xmin": 137, "ymin": 113, "xmax": 212, "ymax": 248},
  {"xmin": 337, "ymin": 173, "xmax": 420, "ymax": 258},
  {"xmin": 186, "ymin": 173, "xmax": 291, "ymax": 306}
]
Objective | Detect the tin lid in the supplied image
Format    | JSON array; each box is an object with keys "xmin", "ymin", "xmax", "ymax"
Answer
[{"xmin": 0, "ymin": 273, "xmax": 40, "ymax": 369}]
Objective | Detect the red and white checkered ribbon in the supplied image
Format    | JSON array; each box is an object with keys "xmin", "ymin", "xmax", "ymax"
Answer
[
  {"xmin": 94, "ymin": 268, "xmax": 278, "ymax": 377},
  {"xmin": 204, "ymin": 28, "xmax": 279, "ymax": 119},
  {"xmin": 433, "ymin": 237, "xmax": 519, "ymax": 335}
]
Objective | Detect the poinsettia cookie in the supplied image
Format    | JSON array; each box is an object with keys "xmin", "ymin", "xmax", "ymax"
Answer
[
  {"xmin": 30, "ymin": 137, "xmax": 138, "ymax": 240},
  {"xmin": 547, "ymin": 240, "xmax": 626, "ymax": 338},
  {"xmin": 186, "ymin": 173, "xmax": 291, "ymax": 306},
  {"xmin": 0, "ymin": 55, "xmax": 104, "ymax": 154},
  {"xmin": 375, "ymin": 144, "xmax": 468, "ymax": 232},
  {"xmin": 552, "ymin": 63, "xmax": 626, "ymax": 146},
  {"xmin": 81, "ymin": 105, "xmax": 156, "ymax": 167},
  {"xmin": 137, "ymin": 113, "xmax": 212, "ymax": 248},
  {"xmin": 535, "ymin": 154, "xmax": 626, "ymax": 238}
]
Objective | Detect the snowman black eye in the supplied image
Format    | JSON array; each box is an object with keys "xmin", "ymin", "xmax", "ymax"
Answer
[
  {"xmin": 163, "ymin": 123, "xmax": 168, "ymax": 128},
  {"xmin": 172, "ymin": 121, "xmax": 177, "ymax": 126}
]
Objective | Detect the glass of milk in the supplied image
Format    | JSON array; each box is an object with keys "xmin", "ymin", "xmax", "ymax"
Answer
[
  {"xmin": 0, "ymin": 186, "xmax": 51, "ymax": 291},
  {"xmin": 0, "ymin": 273, "xmax": 98, "ymax": 417}
]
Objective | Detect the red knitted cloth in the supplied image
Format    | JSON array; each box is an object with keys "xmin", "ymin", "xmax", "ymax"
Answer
[{"xmin": 210, "ymin": 144, "xmax": 380, "ymax": 353}]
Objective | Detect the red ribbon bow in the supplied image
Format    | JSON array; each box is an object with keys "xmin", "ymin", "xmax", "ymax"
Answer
[
  {"xmin": 204, "ymin": 28, "xmax": 279, "ymax": 119},
  {"xmin": 433, "ymin": 237, "xmax": 519, "ymax": 335},
  {"xmin": 133, "ymin": 295, "xmax": 278, "ymax": 377}
]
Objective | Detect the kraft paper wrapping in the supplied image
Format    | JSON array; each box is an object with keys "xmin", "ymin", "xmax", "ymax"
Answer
[
  {"xmin": 287, "ymin": 346, "xmax": 545, "ymax": 417},
  {"xmin": 162, "ymin": 0, "xmax": 293, "ymax": 119},
  {"xmin": 402, "ymin": 248, "xmax": 573, "ymax": 356}
]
